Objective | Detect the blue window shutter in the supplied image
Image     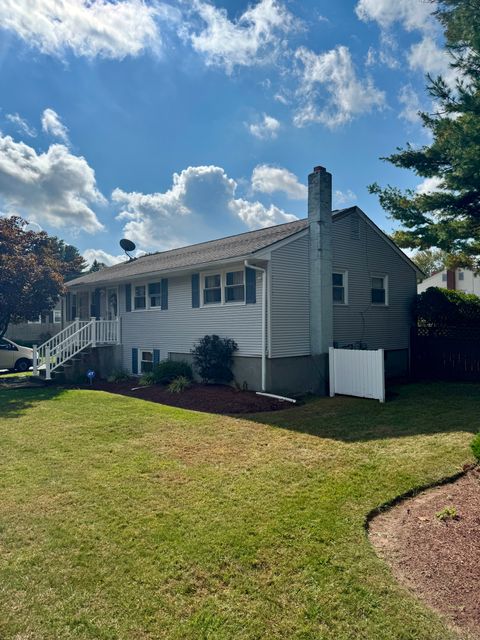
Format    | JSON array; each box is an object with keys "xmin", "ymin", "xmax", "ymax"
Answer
[
  {"xmin": 245, "ymin": 267, "xmax": 256, "ymax": 304},
  {"xmin": 161, "ymin": 279, "xmax": 168, "ymax": 310},
  {"xmin": 125, "ymin": 284, "xmax": 131, "ymax": 312},
  {"xmin": 192, "ymin": 273, "xmax": 200, "ymax": 308},
  {"xmin": 132, "ymin": 348, "xmax": 138, "ymax": 374},
  {"xmin": 153, "ymin": 349, "xmax": 160, "ymax": 366}
]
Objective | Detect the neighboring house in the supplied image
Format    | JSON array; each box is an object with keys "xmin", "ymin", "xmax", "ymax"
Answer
[
  {"xmin": 39, "ymin": 166, "xmax": 420, "ymax": 394},
  {"xmin": 6, "ymin": 301, "xmax": 64, "ymax": 345},
  {"xmin": 418, "ymin": 267, "xmax": 480, "ymax": 296}
]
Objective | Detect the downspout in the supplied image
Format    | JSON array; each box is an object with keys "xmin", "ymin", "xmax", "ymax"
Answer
[{"xmin": 244, "ymin": 260, "xmax": 267, "ymax": 392}]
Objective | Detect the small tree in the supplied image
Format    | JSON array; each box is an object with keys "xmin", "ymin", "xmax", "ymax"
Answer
[
  {"xmin": 0, "ymin": 217, "xmax": 79, "ymax": 339},
  {"xmin": 191, "ymin": 335, "xmax": 238, "ymax": 384}
]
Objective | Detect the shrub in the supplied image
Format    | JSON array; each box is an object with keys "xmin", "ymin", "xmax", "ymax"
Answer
[
  {"xmin": 191, "ymin": 334, "xmax": 238, "ymax": 383},
  {"xmin": 167, "ymin": 375, "xmax": 191, "ymax": 394},
  {"xmin": 139, "ymin": 372, "xmax": 156, "ymax": 386},
  {"xmin": 415, "ymin": 287, "xmax": 480, "ymax": 328},
  {"xmin": 108, "ymin": 369, "xmax": 131, "ymax": 383},
  {"xmin": 151, "ymin": 360, "xmax": 193, "ymax": 385},
  {"xmin": 471, "ymin": 432, "xmax": 480, "ymax": 461},
  {"xmin": 435, "ymin": 506, "xmax": 459, "ymax": 521}
]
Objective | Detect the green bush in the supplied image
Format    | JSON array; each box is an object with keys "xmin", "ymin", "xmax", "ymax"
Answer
[
  {"xmin": 139, "ymin": 372, "xmax": 156, "ymax": 386},
  {"xmin": 151, "ymin": 360, "xmax": 193, "ymax": 385},
  {"xmin": 471, "ymin": 432, "xmax": 480, "ymax": 461},
  {"xmin": 415, "ymin": 287, "xmax": 480, "ymax": 328},
  {"xmin": 167, "ymin": 375, "xmax": 192, "ymax": 394},
  {"xmin": 191, "ymin": 334, "xmax": 238, "ymax": 383},
  {"xmin": 107, "ymin": 369, "xmax": 131, "ymax": 383}
]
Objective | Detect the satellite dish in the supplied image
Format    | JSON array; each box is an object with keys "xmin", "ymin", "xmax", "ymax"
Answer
[{"xmin": 120, "ymin": 238, "xmax": 136, "ymax": 261}]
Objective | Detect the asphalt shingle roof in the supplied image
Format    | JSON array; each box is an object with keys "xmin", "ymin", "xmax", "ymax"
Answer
[{"xmin": 68, "ymin": 217, "xmax": 312, "ymax": 287}]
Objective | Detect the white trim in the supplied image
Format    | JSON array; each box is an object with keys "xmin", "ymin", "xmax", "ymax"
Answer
[
  {"xmin": 53, "ymin": 309, "xmax": 62, "ymax": 324},
  {"xmin": 200, "ymin": 267, "xmax": 246, "ymax": 308},
  {"xmin": 130, "ymin": 280, "xmax": 166, "ymax": 312},
  {"xmin": 370, "ymin": 272, "xmax": 389, "ymax": 306},
  {"xmin": 332, "ymin": 269, "xmax": 348, "ymax": 305},
  {"xmin": 138, "ymin": 347, "xmax": 154, "ymax": 374}
]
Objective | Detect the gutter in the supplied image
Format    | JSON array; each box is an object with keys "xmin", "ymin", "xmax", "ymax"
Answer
[{"xmin": 244, "ymin": 260, "xmax": 267, "ymax": 392}]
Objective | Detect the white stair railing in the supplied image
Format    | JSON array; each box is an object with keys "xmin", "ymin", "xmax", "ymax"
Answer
[{"xmin": 33, "ymin": 318, "xmax": 119, "ymax": 380}]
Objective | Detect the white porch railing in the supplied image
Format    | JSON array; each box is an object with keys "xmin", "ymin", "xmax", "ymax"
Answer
[{"xmin": 33, "ymin": 317, "xmax": 120, "ymax": 380}]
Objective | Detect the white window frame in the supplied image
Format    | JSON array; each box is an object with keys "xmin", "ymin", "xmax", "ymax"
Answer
[
  {"xmin": 133, "ymin": 284, "xmax": 147, "ymax": 311},
  {"xmin": 131, "ymin": 281, "xmax": 165, "ymax": 312},
  {"xmin": 138, "ymin": 348, "xmax": 154, "ymax": 374},
  {"xmin": 371, "ymin": 273, "xmax": 389, "ymax": 306},
  {"xmin": 28, "ymin": 315, "xmax": 42, "ymax": 324},
  {"xmin": 332, "ymin": 270, "xmax": 348, "ymax": 305},
  {"xmin": 53, "ymin": 309, "xmax": 62, "ymax": 324},
  {"xmin": 200, "ymin": 268, "xmax": 246, "ymax": 307}
]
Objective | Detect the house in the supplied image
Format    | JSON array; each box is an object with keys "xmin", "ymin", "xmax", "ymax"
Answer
[
  {"xmin": 418, "ymin": 267, "xmax": 480, "ymax": 296},
  {"xmin": 36, "ymin": 166, "xmax": 420, "ymax": 394},
  {"xmin": 6, "ymin": 301, "xmax": 64, "ymax": 345}
]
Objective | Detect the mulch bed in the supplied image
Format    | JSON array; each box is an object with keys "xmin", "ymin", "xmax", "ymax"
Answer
[
  {"xmin": 79, "ymin": 380, "xmax": 293, "ymax": 414},
  {"xmin": 369, "ymin": 468, "xmax": 480, "ymax": 639}
]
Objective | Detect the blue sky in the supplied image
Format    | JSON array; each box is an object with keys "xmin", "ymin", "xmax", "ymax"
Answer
[{"xmin": 0, "ymin": 0, "xmax": 454, "ymax": 265}]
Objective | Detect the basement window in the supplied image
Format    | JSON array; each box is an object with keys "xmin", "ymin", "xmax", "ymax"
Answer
[
  {"xmin": 203, "ymin": 274, "xmax": 222, "ymax": 305},
  {"xmin": 225, "ymin": 270, "xmax": 245, "ymax": 303},
  {"xmin": 134, "ymin": 285, "xmax": 146, "ymax": 310},
  {"xmin": 371, "ymin": 275, "xmax": 388, "ymax": 305},
  {"xmin": 139, "ymin": 349, "xmax": 153, "ymax": 373},
  {"xmin": 332, "ymin": 271, "xmax": 347, "ymax": 305}
]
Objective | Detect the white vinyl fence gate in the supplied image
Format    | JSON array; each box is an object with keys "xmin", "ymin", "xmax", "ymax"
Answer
[{"xmin": 329, "ymin": 347, "xmax": 385, "ymax": 403}]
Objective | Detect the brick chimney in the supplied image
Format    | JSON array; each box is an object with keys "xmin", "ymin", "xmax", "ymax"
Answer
[{"xmin": 308, "ymin": 165, "xmax": 333, "ymax": 357}]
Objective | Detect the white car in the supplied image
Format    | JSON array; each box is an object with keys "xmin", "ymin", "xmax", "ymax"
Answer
[{"xmin": 0, "ymin": 338, "xmax": 33, "ymax": 372}]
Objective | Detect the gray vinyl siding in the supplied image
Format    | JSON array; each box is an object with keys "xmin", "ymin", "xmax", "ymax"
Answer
[
  {"xmin": 332, "ymin": 212, "xmax": 417, "ymax": 350},
  {"xmin": 269, "ymin": 235, "xmax": 310, "ymax": 358},
  {"xmin": 118, "ymin": 266, "xmax": 263, "ymax": 372}
]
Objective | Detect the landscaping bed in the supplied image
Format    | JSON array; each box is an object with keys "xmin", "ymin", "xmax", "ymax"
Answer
[
  {"xmin": 369, "ymin": 467, "xmax": 480, "ymax": 639},
  {"xmin": 84, "ymin": 379, "xmax": 292, "ymax": 413}
]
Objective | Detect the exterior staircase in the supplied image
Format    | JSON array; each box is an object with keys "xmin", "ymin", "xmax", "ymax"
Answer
[{"xmin": 33, "ymin": 318, "xmax": 120, "ymax": 380}]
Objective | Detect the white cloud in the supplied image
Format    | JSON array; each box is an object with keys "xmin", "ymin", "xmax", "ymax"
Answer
[
  {"xmin": 0, "ymin": 133, "xmax": 104, "ymax": 233},
  {"xmin": 188, "ymin": 0, "xmax": 296, "ymax": 73},
  {"xmin": 294, "ymin": 45, "xmax": 385, "ymax": 128},
  {"xmin": 415, "ymin": 176, "xmax": 443, "ymax": 195},
  {"xmin": 83, "ymin": 249, "xmax": 127, "ymax": 267},
  {"xmin": 398, "ymin": 84, "xmax": 423, "ymax": 124},
  {"xmin": 355, "ymin": 0, "xmax": 435, "ymax": 32},
  {"xmin": 0, "ymin": 0, "xmax": 163, "ymax": 60},
  {"xmin": 5, "ymin": 113, "xmax": 36, "ymax": 138},
  {"xmin": 112, "ymin": 165, "xmax": 296, "ymax": 250},
  {"xmin": 251, "ymin": 164, "xmax": 307, "ymax": 199},
  {"xmin": 248, "ymin": 114, "xmax": 280, "ymax": 140},
  {"xmin": 408, "ymin": 36, "xmax": 457, "ymax": 86},
  {"xmin": 41, "ymin": 108, "xmax": 69, "ymax": 143},
  {"xmin": 333, "ymin": 189, "xmax": 357, "ymax": 207}
]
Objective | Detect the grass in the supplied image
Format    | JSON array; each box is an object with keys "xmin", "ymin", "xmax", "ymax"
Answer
[{"xmin": 0, "ymin": 382, "xmax": 477, "ymax": 639}]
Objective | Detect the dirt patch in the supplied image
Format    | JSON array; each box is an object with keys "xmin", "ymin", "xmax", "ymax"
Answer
[
  {"xmin": 369, "ymin": 468, "xmax": 480, "ymax": 639},
  {"xmin": 78, "ymin": 380, "xmax": 293, "ymax": 414}
]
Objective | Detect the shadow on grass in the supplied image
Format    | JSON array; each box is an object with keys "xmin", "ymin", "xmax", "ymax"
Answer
[
  {"xmin": 0, "ymin": 387, "xmax": 67, "ymax": 420},
  {"xmin": 247, "ymin": 381, "xmax": 480, "ymax": 443}
]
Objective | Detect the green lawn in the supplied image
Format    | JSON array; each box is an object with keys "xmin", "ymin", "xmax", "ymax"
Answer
[{"xmin": 0, "ymin": 383, "xmax": 476, "ymax": 639}]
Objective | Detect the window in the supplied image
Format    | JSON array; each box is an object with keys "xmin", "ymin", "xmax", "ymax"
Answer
[
  {"xmin": 442, "ymin": 273, "xmax": 447, "ymax": 282},
  {"xmin": 53, "ymin": 310, "xmax": 62, "ymax": 324},
  {"xmin": 0, "ymin": 339, "xmax": 13, "ymax": 350},
  {"xmin": 134, "ymin": 285, "xmax": 146, "ymax": 310},
  {"xmin": 71, "ymin": 294, "xmax": 77, "ymax": 319},
  {"xmin": 139, "ymin": 349, "xmax": 153, "ymax": 373},
  {"xmin": 371, "ymin": 275, "xmax": 387, "ymax": 305},
  {"xmin": 225, "ymin": 270, "xmax": 245, "ymax": 303},
  {"xmin": 148, "ymin": 282, "xmax": 162, "ymax": 308},
  {"xmin": 459, "ymin": 271, "xmax": 464, "ymax": 281},
  {"xmin": 28, "ymin": 316, "xmax": 42, "ymax": 324},
  {"xmin": 332, "ymin": 272, "xmax": 347, "ymax": 304},
  {"xmin": 203, "ymin": 274, "xmax": 221, "ymax": 305}
]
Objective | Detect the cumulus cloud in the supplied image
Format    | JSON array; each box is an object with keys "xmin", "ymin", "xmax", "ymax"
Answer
[
  {"xmin": 355, "ymin": 0, "xmax": 435, "ymax": 33},
  {"xmin": 83, "ymin": 249, "xmax": 128, "ymax": 267},
  {"xmin": 333, "ymin": 189, "xmax": 357, "ymax": 207},
  {"xmin": 0, "ymin": 0, "xmax": 163, "ymax": 60},
  {"xmin": 248, "ymin": 114, "xmax": 280, "ymax": 140},
  {"xmin": 112, "ymin": 165, "xmax": 296, "ymax": 250},
  {"xmin": 188, "ymin": 0, "xmax": 296, "ymax": 73},
  {"xmin": 415, "ymin": 176, "xmax": 444, "ymax": 195},
  {"xmin": 398, "ymin": 84, "xmax": 423, "ymax": 124},
  {"xmin": 5, "ymin": 113, "xmax": 36, "ymax": 138},
  {"xmin": 251, "ymin": 164, "xmax": 307, "ymax": 199},
  {"xmin": 0, "ymin": 133, "xmax": 104, "ymax": 233},
  {"xmin": 294, "ymin": 45, "xmax": 385, "ymax": 128},
  {"xmin": 408, "ymin": 36, "xmax": 457, "ymax": 86},
  {"xmin": 41, "ymin": 108, "xmax": 69, "ymax": 143}
]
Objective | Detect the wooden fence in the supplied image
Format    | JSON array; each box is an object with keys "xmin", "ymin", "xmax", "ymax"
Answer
[{"xmin": 410, "ymin": 326, "xmax": 480, "ymax": 381}]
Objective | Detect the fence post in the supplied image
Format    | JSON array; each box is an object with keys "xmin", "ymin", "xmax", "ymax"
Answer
[
  {"xmin": 45, "ymin": 345, "xmax": 51, "ymax": 381},
  {"xmin": 32, "ymin": 344, "xmax": 38, "ymax": 376},
  {"xmin": 378, "ymin": 349, "xmax": 385, "ymax": 403},
  {"xmin": 329, "ymin": 347, "xmax": 335, "ymax": 397},
  {"xmin": 90, "ymin": 316, "xmax": 97, "ymax": 347}
]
